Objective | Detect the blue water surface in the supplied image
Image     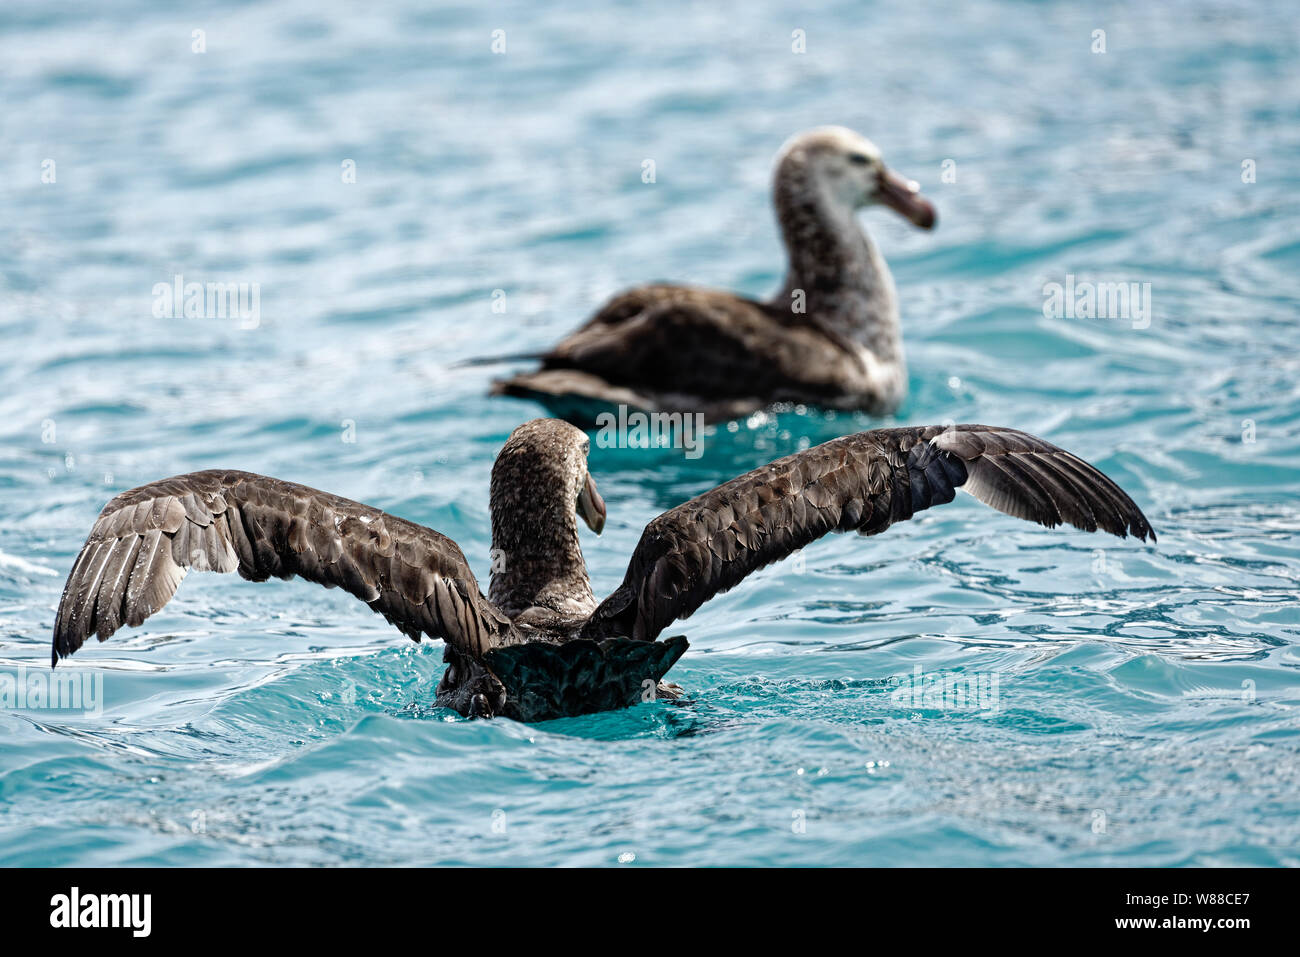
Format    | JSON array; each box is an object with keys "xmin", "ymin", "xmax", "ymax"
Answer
[{"xmin": 2, "ymin": 0, "xmax": 1299, "ymax": 866}]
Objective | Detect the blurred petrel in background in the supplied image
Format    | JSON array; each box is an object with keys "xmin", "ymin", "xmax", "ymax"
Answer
[{"xmin": 482, "ymin": 127, "xmax": 936, "ymax": 425}]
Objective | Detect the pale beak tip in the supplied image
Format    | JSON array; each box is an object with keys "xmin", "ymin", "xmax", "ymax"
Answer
[{"xmin": 878, "ymin": 167, "xmax": 937, "ymax": 230}]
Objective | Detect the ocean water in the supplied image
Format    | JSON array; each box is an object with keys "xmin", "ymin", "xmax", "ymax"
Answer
[{"xmin": 2, "ymin": 0, "xmax": 1299, "ymax": 867}]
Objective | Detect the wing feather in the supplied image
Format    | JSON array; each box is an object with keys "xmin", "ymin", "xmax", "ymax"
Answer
[
  {"xmin": 582, "ymin": 425, "xmax": 1154, "ymax": 642},
  {"xmin": 92, "ymin": 535, "xmax": 143, "ymax": 639},
  {"xmin": 53, "ymin": 470, "xmax": 513, "ymax": 666}
]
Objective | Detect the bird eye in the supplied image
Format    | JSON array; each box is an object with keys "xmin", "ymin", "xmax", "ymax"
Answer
[{"xmin": 848, "ymin": 153, "xmax": 871, "ymax": 166}]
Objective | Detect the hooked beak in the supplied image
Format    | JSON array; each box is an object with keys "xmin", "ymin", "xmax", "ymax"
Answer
[
  {"xmin": 577, "ymin": 473, "xmax": 606, "ymax": 535},
  {"xmin": 876, "ymin": 166, "xmax": 936, "ymax": 229}
]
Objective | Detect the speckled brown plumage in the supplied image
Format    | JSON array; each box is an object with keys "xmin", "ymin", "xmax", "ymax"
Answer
[
  {"xmin": 490, "ymin": 127, "xmax": 937, "ymax": 424},
  {"xmin": 51, "ymin": 469, "xmax": 513, "ymax": 661},
  {"xmin": 580, "ymin": 424, "xmax": 1155, "ymax": 643},
  {"xmin": 52, "ymin": 419, "xmax": 1154, "ymax": 722},
  {"xmin": 488, "ymin": 419, "xmax": 597, "ymax": 621}
]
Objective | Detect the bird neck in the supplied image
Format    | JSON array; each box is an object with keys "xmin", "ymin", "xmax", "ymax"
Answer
[
  {"xmin": 487, "ymin": 479, "xmax": 595, "ymax": 622},
  {"xmin": 770, "ymin": 175, "xmax": 903, "ymax": 364}
]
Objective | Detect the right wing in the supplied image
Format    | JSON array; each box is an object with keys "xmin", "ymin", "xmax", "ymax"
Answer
[
  {"xmin": 52, "ymin": 470, "xmax": 513, "ymax": 665},
  {"xmin": 582, "ymin": 425, "xmax": 1155, "ymax": 642}
]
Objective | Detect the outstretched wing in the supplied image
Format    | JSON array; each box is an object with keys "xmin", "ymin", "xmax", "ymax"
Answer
[
  {"xmin": 52, "ymin": 470, "xmax": 513, "ymax": 665},
  {"xmin": 581, "ymin": 425, "xmax": 1155, "ymax": 642}
]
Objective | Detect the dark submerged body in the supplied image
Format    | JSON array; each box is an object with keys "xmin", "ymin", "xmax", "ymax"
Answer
[{"xmin": 439, "ymin": 636, "xmax": 690, "ymax": 722}]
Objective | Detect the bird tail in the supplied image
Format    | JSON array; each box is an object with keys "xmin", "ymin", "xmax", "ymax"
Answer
[{"xmin": 483, "ymin": 635, "xmax": 689, "ymax": 721}]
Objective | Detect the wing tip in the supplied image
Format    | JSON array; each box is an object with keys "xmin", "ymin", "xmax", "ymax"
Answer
[
  {"xmin": 50, "ymin": 627, "xmax": 76, "ymax": 668},
  {"xmin": 1099, "ymin": 505, "xmax": 1156, "ymax": 543},
  {"xmin": 936, "ymin": 425, "xmax": 1158, "ymax": 547},
  {"xmin": 1082, "ymin": 503, "xmax": 1156, "ymax": 543},
  {"xmin": 1133, "ymin": 515, "xmax": 1157, "ymax": 544}
]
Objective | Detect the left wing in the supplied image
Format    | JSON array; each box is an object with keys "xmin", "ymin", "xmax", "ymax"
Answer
[{"xmin": 52, "ymin": 470, "xmax": 514, "ymax": 664}]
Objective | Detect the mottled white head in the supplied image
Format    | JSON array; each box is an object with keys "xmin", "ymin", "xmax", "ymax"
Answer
[{"xmin": 776, "ymin": 126, "xmax": 935, "ymax": 229}]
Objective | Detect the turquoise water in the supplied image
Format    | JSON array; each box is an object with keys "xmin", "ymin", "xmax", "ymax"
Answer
[{"xmin": 2, "ymin": 0, "xmax": 1299, "ymax": 866}]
